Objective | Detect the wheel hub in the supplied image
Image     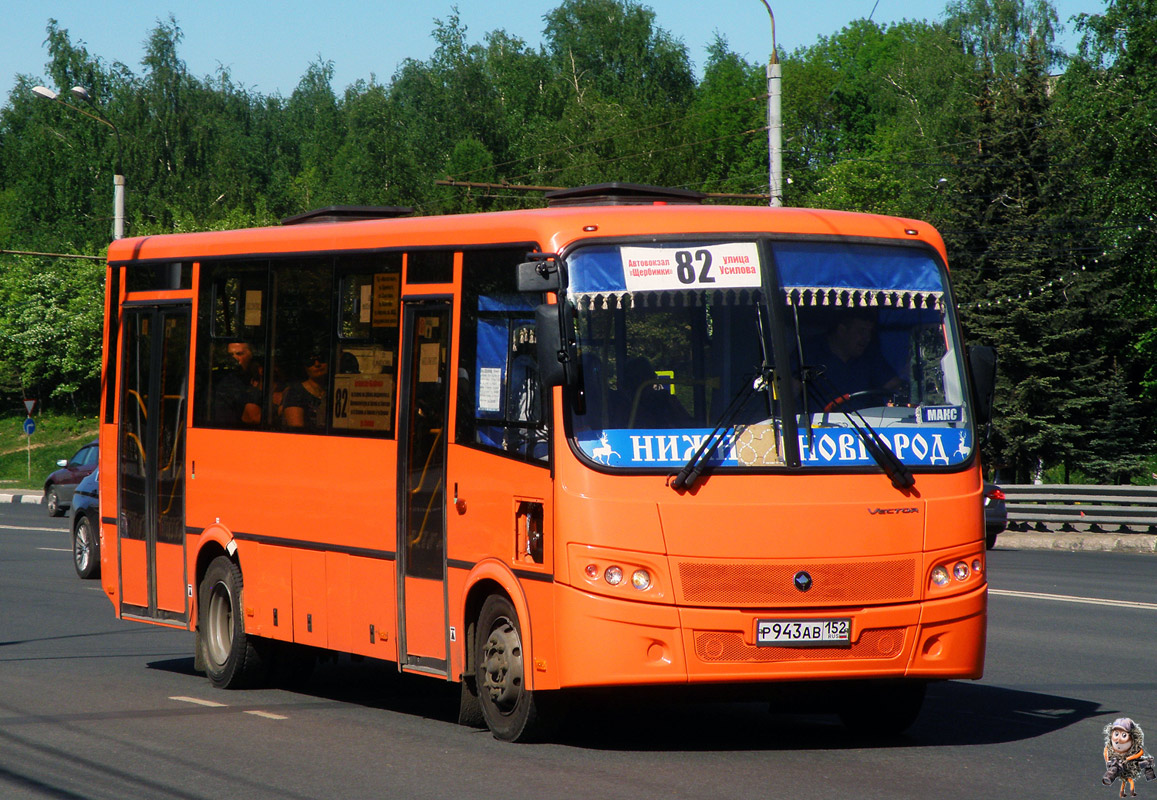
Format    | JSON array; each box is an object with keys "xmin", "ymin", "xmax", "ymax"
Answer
[{"xmin": 481, "ymin": 619, "xmax": 523, "ymax": 711}]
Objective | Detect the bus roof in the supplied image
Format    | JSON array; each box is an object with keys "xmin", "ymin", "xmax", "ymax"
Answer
[{"xmin": 105, "ymin": 203, "xmax": 948, "ymax": 265}]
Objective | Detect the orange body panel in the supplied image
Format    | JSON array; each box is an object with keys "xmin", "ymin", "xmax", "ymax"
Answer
[
  {"xmin": 155, "ymin": 543, "xmax": 187, "ymax": 614},
  {"xmin": 119, "ymin": 538, "xmax": 148, "ymax": 608},
  {"xmin": 403, "ymin": 577, "xmax": 445, "ymax": 659}
]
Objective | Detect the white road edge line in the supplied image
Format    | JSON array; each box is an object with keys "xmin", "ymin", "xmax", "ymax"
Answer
[
  {"xmin": 245, "ymin": 710, "xmax": 288, "ymax": 720},
  {"xmin": 170, "ymin": 696, "xmax": 228, "ymax": 708},
  {"xmin": 38, "ymin": 547, "xmax": 71, "ymax": 552},
  {"xmin": 990, "ymin": 588, "xmax": 1157, "ymax": 611}
]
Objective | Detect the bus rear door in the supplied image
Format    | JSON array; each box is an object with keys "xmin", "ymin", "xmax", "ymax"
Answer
[{"xmin": 397, "ymin": 301, "xmax": 452, "ymax": 675}]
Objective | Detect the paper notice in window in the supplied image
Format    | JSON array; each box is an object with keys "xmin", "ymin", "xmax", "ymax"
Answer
[
  {"xmin": 331, "ymin": 374, "xmax": 394, "ymax": 432},
  {"xmin": 419, "ymin": 343, "xmax": 441, "ymax": 383},
  {"xmin": 478, "ymin": 367, "xmax": 502, "ymax": 412},
  {"xmin": 244, "ymin": 290, "xmax": 263, "ymax": 326},
  {"xmin": 373, "ymin": 273, "xmax": 400, "ymax": 327}
]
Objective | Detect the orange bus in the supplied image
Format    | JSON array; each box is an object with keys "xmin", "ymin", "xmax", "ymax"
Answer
[{"xmin": 98, "ymin": 184, "xmax": 996, "ymax": 741}]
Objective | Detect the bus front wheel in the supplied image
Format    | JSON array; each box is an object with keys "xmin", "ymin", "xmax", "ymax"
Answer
[
  {"xmin": 199, "ymin": 555, "xmax": 268, "ymax": 689},
  {"xmin": 475, "ymin": 595, "xmax": 555, "ymax": 742}
]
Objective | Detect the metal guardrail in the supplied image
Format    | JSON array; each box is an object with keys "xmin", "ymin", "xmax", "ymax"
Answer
[{"xmin": 1002, "ymin": 484, "xmax": 1157, "ymax": 533}]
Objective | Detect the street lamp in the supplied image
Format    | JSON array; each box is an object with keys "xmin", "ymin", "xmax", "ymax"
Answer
[
  {"xmin": 32, "ymin": 84, "xmax": 125, "ymax": 239},
  {"xmin": 757, "ymin": 1, "xmax": 783, "ymax": 207}
]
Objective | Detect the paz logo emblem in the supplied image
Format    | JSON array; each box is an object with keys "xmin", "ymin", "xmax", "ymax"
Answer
[{"xmin": 793, "ymin": 571, "xmax": 813, "ymax": 592}]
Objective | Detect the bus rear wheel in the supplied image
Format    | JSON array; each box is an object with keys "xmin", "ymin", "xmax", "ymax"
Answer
[
  {"xmin": 475, "ymin": 595, "xmax": 555, "ymax": 742},
  {"xmin": 199, "ymin": 555, "xmax": 268, "ymax": 689}
]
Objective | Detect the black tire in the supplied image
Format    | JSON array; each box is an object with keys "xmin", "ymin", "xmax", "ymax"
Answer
[
  {"xmin": 475, "ymin": 595, "xmax": 556, "ymax": 742},
  {"xmin": 46, "ymin": 486, "xmax": 63, "ymax": 517},
  {"xmin": 73, "ymin": 515, "xmax": 100, "ymax": 579},
  {"xmin": 457, "ymin": 676, "xmax": 486, "ymax": 729},
  {"xmin": 985, "ymin": 530, "xmax": 998, "ymax": 550},
  {"xmin": 838, "ymin": 680, "xmax": 926, "ymax": 736},
  {"xmin": 198, "ymin": 555, "xmax": 268, "ymax": 689}
]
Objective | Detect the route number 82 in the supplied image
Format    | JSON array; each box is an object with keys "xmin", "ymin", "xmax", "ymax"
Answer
[{"xmin": 675, "ymin": 250, "xmax": 715, "ymax": 285}]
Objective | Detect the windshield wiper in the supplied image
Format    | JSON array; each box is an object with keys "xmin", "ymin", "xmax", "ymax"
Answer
[
  {"xmin": 670, "ymin": 367, "xmax": 771, "ymax": 492},
  {"xmin": 803, "ymin": 379, "xmax": 915, "ymax": 492}
]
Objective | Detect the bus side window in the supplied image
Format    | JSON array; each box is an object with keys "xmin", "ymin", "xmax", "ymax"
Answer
[
  {"xmin": 271, "ymin": 258, "xmax": 334, "ymax": 433},
  {"xmin": 332, "ymin": 255, "xmax": 401, "ymax": 437},
  {"xmin": 195, "ymin": 262, "xmax": 271, "ymax": 429}
]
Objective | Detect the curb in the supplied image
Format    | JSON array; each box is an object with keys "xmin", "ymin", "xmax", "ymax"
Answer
[
  {"xmin": 995, "ymin": 532, "xmax": 1157, "ymax": 555},
  {"xmin": 0, "ymin": 492, "xmax": 43, "ymax": 506}
]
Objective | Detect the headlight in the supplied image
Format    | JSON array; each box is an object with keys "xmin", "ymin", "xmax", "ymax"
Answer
[
  {"xmin": 931, "ymin": 566, "xmax": 950, "ymax": 586},
  {"xmin": 631, "ymin": 569, "xmax": 652, "ymax": 591},
  {"xmin": 604, "ymin": 566, "xmax": 624, "ymax": 586},
  {"xmin": 953, "ymin": 561, "xmax": 970, "ymax": 581}
]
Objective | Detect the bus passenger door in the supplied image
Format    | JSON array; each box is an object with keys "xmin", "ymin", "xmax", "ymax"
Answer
[
  {"xmin": 397, "ymin": 301, "xmax": 451, "ymax": 675},
  {"xmin": 117, "ymin": 305, "xmax": 190, "ymax": 624}
]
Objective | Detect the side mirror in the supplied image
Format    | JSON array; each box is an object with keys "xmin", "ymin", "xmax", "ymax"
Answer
[
  {"xmin": 968, "ymin": 345, "xmax": 997, "ymax": 425},
  {"xmin": 517, "ymin": 258, "xmax": 560, "ymax": 293},
  {"xmin": 535, "ymin": 303, "xmax": 575, "ymax": 387}
]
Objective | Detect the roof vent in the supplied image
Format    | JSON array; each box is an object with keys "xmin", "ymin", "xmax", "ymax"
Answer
[
  {"xmin": 544, "ymin": 183, "xmax": 706, "ymax": 208},
  {"xmin": 281, "ymin": 205, "xmax": 413, "ymax": 225}
]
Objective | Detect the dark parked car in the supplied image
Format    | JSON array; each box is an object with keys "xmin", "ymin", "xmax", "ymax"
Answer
[
  {"xmin": 43, "ymin": 440, "xmax": 98, "ymax": 517},
  {"xmin": 984, "ymin": 483, "xmax": 1007, "ymax": 550},
  {"xmin": 70, "ymin": 470, "xmax": 100, "ymax": 579}
]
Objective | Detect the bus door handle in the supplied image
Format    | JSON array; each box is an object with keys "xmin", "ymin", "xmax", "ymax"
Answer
[{"xmin": 453, "ymin": 482, "xmax": 466, "ymax": 514}]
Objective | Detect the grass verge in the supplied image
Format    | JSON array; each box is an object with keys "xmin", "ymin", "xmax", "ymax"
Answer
[{"xmin": 0, "ymin": 412, "xmax": 99, "ymax": 489}]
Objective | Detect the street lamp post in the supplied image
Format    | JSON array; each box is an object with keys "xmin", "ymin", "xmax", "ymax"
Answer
[
  {"xmin": 757, "ymin": 1, "xmax": 783, "ymax": 207},
  {"xmin": 32, "ymin": 84, "xmax": 125, "ymax": 240}
]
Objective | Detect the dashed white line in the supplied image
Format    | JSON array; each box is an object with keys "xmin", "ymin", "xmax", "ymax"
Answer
[
  {"xmin": 245, "ymin": 710, "xmax": 288, "ymax": 720},
  {"xmin": 990, "ymin": 589, "xmax": 1157, "ymax": 611},
  {"xmin": 170, "ymin": 696, "xmax": 228, "ymax": 708},
  {"xmin": 170, "ymin": 696, "xmax": 286, "ymax": 719}
]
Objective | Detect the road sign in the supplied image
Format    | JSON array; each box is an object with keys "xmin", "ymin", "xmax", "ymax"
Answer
[
  {"xmin": 23, "ymin": 399, "xmax": 35, "ymax": 415},
  {"xmin": 23, "ymin": 417, "xmax": 35, "ymax": 436}
]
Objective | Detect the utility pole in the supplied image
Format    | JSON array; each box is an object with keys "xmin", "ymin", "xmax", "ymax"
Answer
[{"xmin": 758, "ymin": 1, "xmax": 783, "ymax": 207}]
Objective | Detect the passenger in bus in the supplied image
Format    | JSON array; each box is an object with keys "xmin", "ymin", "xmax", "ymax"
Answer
[
  {"xmin": 212, "ymin": 341, "xmax": 262, "ymax": 426},
  {"xmin": 281, "ymin": 352, "xmax": 328, "ymax": 430},
  {"xmin": 797, "ymin": 309, "xmax": 903, "ymax": 410},
  {"xmin": 621, "ymin": 356, "xmax": 692, "ymax": 428}
]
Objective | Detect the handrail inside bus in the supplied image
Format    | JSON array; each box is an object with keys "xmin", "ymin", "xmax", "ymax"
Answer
[
  {"xmin": 409, "ymin": 427, "xmax": 443, "ymax": 546},
  {"xmin": 127, "ymin": 389, "xmax": 147, "ymax": 420}
]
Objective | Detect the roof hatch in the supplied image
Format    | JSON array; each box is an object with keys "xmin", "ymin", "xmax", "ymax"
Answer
[
  {"xmin": 544, "ymin": 183, "xmax": 706, "ymax": 207},
  {"xmin": 281, "ymin": 205, "xmax": 413, "ymax": 225}
]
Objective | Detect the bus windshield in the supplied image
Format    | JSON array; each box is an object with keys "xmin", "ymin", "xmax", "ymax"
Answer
[{"xmin": 564, "ymin": 239, "xmax": 973, "ymax": 472}]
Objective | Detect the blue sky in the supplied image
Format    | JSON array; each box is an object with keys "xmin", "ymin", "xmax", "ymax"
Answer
[{"xmin": 7, "ymin": 0, "xmax": 1101, "ymax": 99}]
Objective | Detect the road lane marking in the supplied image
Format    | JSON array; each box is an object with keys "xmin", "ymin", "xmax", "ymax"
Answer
[
  {"xmin": 0, "ymin": 524, "xmax": 68, "ymax": 533},
  {"xmin": 170, "ymin": 696, "xmax": 287, "ymax": 719},
  {"xmin": 990, "ymin": 589, "xmax": 1157, "ymax": 611},
  {"xmin": 39, "ymin": 547, "xmax": 71, "ymax": 552},
  {"xmin": 171, "ymin": 696, "xmax": 228, "ymax": 708}
]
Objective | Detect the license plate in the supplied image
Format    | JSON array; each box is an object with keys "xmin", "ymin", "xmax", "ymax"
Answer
[{"xmin": 756, "ymin": 618, "xmax": 851, "ymax": 647}]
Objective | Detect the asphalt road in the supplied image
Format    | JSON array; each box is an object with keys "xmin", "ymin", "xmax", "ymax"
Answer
[{"xmin": 0, "ymin": 502, "xmax": 1154, "ymax": 800}]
